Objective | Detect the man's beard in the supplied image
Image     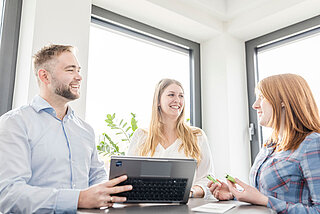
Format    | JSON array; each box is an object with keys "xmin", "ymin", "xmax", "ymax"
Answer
[{"xmin": 52, "ymin": 77, "xmax": 79, "ymax": 100}]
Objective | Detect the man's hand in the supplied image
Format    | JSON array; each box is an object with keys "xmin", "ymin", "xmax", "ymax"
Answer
[
  {"xmin": 78, "ymin": 175, "xmax": 132, "ymax": 209},
  {"xmin": 207, "ymin": 179, "xmax": 233, "ymax": 200}
]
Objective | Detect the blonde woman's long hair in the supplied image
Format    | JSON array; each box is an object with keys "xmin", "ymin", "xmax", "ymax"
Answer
[
  {"xmin": 257, "ymin": 73, "xmax": 320, "ymax": 151},
  {"xmin": 139, "ymin": 79, "xmax": 202, "ymax": 163}
]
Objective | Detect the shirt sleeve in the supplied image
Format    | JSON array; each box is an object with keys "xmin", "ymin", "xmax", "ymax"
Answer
[
  {"xmin": 0, "ymin": 114, "xmax": 79, "ymax": 213},
  {"xmin": 193, "ymin": 130, "xmax": 215, "ymax": 199},
  {"xmin": 127, "ymin": 128, "xmax": 146, "ymax": 156},
  {"xmin": 267, "ymin": 137, "xmax": 320, "ymax": 213},
  {"xmin": 88, "ymin": 139, "xmax": 108, "ymax": 185}
]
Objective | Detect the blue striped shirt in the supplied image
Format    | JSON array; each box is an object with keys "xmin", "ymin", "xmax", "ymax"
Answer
[
  {"xmin": 250, "ymin": 132, "xmax": 320, "ymax": 213},
  {"xmin": 0, "ymin": 95, "xmax": 107, "ymax": 213}
]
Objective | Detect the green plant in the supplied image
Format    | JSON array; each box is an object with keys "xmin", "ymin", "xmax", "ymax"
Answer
[{"xmin": 97, "ymin": 113, "xmax": 138, "ymax": 157}]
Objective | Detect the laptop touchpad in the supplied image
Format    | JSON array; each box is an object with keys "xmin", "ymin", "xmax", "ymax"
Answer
[{"xmin": 141, "ymin": 161, "xmax": 171, "ymax": 177}]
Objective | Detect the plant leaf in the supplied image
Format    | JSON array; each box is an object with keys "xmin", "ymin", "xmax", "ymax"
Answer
[
  {"xmin": 98, "ymin": 112, "xmax": 139, "ymax": 157},
  {"xmin": 107, "ymin": 114, "xmax": 112, "ymax": 120},
  {"xmin": 131, "ymin": 115, "xmax": 138, "ymax": 131},
  {"xmin": 122, "ymin": 122, "xmax": 127, "ymax": 128}
]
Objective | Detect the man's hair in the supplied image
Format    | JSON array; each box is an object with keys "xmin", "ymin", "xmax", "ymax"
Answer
[
  {"xmin": 257, "ymin": 73, "xmax": 320, "ymax": 151},
  {"xmin": 33, "ymin": 44, "xmax": 74, "ymax": 84}
]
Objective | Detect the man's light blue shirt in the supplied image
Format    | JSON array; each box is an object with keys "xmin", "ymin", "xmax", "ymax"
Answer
[{"xmin": 0, "ymin": 95, "xmax": 107, "ymax": 213}]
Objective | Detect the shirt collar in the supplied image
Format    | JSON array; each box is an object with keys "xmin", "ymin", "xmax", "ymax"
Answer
[{"xmin": 31, "ymin": 95, "xmax": 74, "ymax": 118}]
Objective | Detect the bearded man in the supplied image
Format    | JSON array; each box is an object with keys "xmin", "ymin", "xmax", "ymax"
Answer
[{"xmin": 0, "ymin": 44, "xmax": 132, "ymax": 213}]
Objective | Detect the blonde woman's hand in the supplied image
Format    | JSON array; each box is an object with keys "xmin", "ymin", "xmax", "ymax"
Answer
[{"xmin": 207, "ymin": 179, "xmax": 233, "ymax": 200}]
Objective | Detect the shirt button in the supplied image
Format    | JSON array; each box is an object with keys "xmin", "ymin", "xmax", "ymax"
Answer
[{"xmin": 73, "ymin": 184, "xmax": 76, "ymax": 188}]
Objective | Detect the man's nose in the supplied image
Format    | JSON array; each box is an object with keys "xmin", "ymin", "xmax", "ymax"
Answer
[{"xmin": 75, "ymin": 72, "xmax": 82, "ymax": 81}]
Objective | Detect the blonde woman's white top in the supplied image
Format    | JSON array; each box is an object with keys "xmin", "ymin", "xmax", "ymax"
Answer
[{"xmin": 127, "ymin": 128, "xmax": 215, "ymax": 198}]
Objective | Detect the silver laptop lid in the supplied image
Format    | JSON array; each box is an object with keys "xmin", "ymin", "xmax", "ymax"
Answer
[{"xmin": 109, "ymin": 156, "xmax": 197, "ymax": 204}]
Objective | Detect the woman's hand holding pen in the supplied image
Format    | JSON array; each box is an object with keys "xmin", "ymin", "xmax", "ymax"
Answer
[
  {"xmin": 227, "ymin": 178, "xmax": 268, "ymax": 206},
  {"xmin": 207, "ymin": 179, "xmax": 233, "ymax": 200},
  {"xmin": 207, "ymin": 175, "xmax": 267, "ymax": 205}
]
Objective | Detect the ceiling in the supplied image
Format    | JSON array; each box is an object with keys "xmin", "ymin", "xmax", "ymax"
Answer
[{"xmin": 93, "ymin": 0, "xmax": 320, "ymax": 42}]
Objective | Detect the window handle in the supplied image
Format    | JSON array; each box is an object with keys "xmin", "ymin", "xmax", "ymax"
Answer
[{"xmin": 249, "ymin": 123, "xmax": 255, "ymax": 141}]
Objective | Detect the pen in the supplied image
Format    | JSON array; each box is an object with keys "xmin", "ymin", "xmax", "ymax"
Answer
[
  {"xmin": 225, "ymin": 174, "xmax": 236, "ymax": 183},
  {"xmin": 207, "ymin": 174, "xmax": 219, "ymax": 184}
]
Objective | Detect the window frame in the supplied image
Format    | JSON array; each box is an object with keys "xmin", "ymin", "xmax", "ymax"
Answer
[
  {"xmin": 245, "ymin": 15, "xmax": 320, "ymax": 163},
  {"xmin": 91, "ymin": 5, "xmax": 202, "ymax": 127},
  {"xmin": 0, "ymin": 0, "xmax": 22, "ymax": 116}
]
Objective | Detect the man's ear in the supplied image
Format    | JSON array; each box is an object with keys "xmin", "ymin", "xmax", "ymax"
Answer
[{"xmin": 38, "ymin": 69, "xmax": 50, "ymax": 85}]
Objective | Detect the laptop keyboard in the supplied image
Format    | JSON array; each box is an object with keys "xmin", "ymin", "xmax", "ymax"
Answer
[{"xmin": 113, "ymin": 177, "xmax": 188, "ymax": 202}]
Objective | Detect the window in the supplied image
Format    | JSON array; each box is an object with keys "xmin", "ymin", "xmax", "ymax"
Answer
[
  {"xmin": 86, "ymin": 6, "xmax": 201, "ymax": 147},
  {"xmin": 0, "ymin": 0, "xmax": 22, "ymax": 116},
  {"xmin": 258, "ymin": 32, "xmax": 320, "ymax": 142},
  {"xmin": 0, "ymin": 1, "xmax": 4, "ymax": 28},
  {"xmin": 246, "ymin": 15, "xmax": 320, "ymax": 163}
]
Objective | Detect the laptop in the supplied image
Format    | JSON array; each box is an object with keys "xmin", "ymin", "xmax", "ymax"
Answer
[{"xmin": 109, "ymin": 156, "xmax": 197, "ymax": 204}]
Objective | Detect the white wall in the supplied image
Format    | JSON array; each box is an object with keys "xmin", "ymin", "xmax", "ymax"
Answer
[
  {"xmin": 201, "ymin": 33, "xmax": 250, "ymax": 181},
  {"xmin": 14, "ymin": 0, "xmax": 92, "ymax": 119}
]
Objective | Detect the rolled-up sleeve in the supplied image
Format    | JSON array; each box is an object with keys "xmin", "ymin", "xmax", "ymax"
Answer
[
  {"xmin": 88, "ymin": 137, "xmax": 108, "ymax": 185},
  {"xmin": 127, "ymin": 128, "xmax": 146, "ymax": 156},
  {"xmin": 267, "ymin": 137, "xmax": 320, "ymax": 213},
  {"xmin": 193, "ymin": 130, "xmax": 215, "ymax": 199}
]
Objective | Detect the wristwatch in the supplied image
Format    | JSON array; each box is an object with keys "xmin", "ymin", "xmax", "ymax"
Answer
[{"xmin": 190, "ymin": 188, "xmax": 195, "ymax": 198}]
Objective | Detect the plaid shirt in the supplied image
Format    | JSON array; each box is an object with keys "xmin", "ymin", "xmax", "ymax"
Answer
[{"xmin": 250, "ymin": 132, "xmax": 320, "ymax": 213}]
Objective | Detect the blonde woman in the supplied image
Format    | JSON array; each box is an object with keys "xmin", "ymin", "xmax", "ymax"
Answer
[
  {"xmin": 127, "ymin": 78, "xmax": 214, "ymax": 198},
  {"xmin": 208, "ymin": 74, "xmax": 320, "ymax": 213}
]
